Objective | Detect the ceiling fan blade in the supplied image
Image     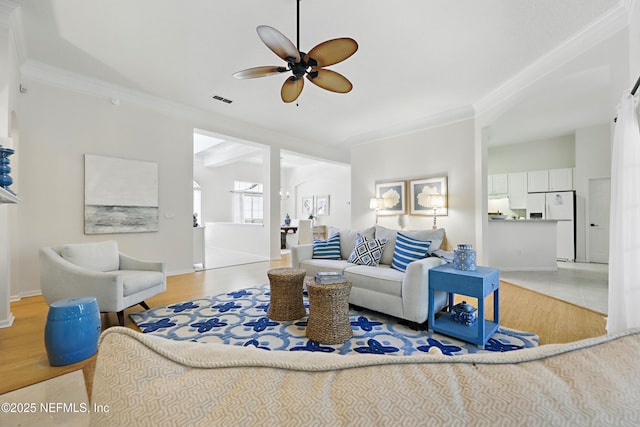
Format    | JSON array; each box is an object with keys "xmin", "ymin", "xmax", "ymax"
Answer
[
  {"xmin": 306, "ymin": 38, "xmax": 358, "ymax": 67},
  {"xmin": 306, "ymin": 68, "xmax": 353, "ymax": 93},
  {"xmin": 281, "ymin": 76, "xmax": 304, "ymax": 103},
  {"xmin": 257, "ymin": 25, "xmax": 301, "ymax": 63},
  {"xmin": 232, "ymin": 66, "xmax": 287, "ymax": 79}
]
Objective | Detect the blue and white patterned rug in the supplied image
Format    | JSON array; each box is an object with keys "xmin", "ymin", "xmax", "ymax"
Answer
[{"xmin": 130, "ymin": 285, "xmax": 539, "ymax": 356}]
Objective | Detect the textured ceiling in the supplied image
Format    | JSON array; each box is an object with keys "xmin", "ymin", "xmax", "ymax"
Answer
[{"xmin": 16, "ymin": 0, "xmax": 624, "ymax": 154}]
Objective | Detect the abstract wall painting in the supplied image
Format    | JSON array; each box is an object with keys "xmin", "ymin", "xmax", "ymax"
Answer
[{"xmin": 84, "ymin": 154, "xmax": 159, "ymax": 234}]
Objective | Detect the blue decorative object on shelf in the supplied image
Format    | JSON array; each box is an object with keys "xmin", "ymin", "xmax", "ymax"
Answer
[
  {"xmin": 453, "ymin": 244, "xmax": 476, "ymax": 271},
  {"xmin": 284, "ymin": 213, "xmax": 291, "ymax": 226},
  {"xmin": 44, "ymin": 297, "xmax": 102, "ymax": 366},
  {"xmin": 451, "ymin": 301, "xmax": 477, "ymax": 326},
  {"xmin": 0, "ymin": 146, "xmax": 14, "ymax": 192}
]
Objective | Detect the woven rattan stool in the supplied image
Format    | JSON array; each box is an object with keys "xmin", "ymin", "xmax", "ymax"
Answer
[
  {"xmin": 267, "ymin": 268, "xmax": 307, "ymax": 321},
  {"xmin": 305, "ymin": 276, "xmax": 353, "ymax": 344}
]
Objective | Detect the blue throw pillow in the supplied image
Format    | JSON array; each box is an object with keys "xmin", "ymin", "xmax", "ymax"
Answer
[
  {"xmin": 347, "ymin": 234, "xmax": 388, "ymax": 266},
  {"xmin": 312, "ymin": 233, "xmax": 341, "ymax": 260},
  {"xmin": 391, "ymin": 232, "xmax": 431, "ymax": 272}
]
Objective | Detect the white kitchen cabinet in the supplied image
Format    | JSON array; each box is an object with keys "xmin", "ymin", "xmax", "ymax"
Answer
[
  {"xmin": 527, "ymin": 170, "xmax": 549, "ymax": 193},
  {"xmin": 508, "ymin": 172, "xmax": 527, "ymax": 209},
  {"xmin": 549, "ymin": 168, "xmax": 574, "ymax": 191},
  {"xmin": 488, "ymin": 174, "xmax": 509, "ymax": 196}
]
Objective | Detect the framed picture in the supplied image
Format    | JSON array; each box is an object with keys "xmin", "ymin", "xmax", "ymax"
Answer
[
  {"xmin": 375, "ymin": 181, "xmax": 406, "ymax": 215},
  {"xmin": 409, "ymin": 177, "xmax": 448, "ymax": 216},
  {"xmin": 84, "ymin": 154, "xmax": 159, "ymax": 234},
  {"xmin": 301, "ymin": 195, "xmax": 314, "ymax": 218},
  {"xmin": 315, "ymin": 195, "xmax": 330, "ymax": 216}
]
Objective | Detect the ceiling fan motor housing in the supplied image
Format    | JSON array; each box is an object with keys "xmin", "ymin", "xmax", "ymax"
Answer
[{"xmin": 289, "ymin": 52, "xmax": 315, "ymax": 79}]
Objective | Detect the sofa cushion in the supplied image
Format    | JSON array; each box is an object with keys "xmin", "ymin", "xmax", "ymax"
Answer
[
  {"xmin": 391, "ymin": 232, "xmax": 431, "ymax": 272},
  {"xmin": 347, "ymin": 235, "xmax": 387, "ymax": 267},
  {"xmin": 376, "ymin": 226, "xmax": 445, "ymax": 264},
  {"xmin": 403, "ymin": 228, "xmax": 445, "ymax": 255},
  {"xmin": 299, "ymin": 259, "xmax": 354, "ymax": 277},
  {"xmin": 343, "ymin": 264, "xmax": 403, "ymax": 297},
  {"xmin": 61, "ymin": 240, "xmax": 120, "ymax": 272},
  {"xmin": 330, "ymin": 226, "xmax": 375, "ymax": 260},
  {"xmin": 312, "ymin": 233, "xmax": 341, "ymax": 260}
]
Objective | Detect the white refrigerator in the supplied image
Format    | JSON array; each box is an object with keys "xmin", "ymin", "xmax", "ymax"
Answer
[{"xmin": 526, "ymin": 191, "xmax": 575, "ymax": 261}]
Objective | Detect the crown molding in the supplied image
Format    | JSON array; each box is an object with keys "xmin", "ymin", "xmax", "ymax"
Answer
[
  {"xmin": 346, "ymin": 104, "xmax": 475, "ymax": 146},
  {"xmin": 19, "ymin": 60, "xmax": 349, "ymax": 162},
  {"xmin": 20, "ymin": 60, "xmax": 216, "ymax": 122},
  {"xmin": 9, "ymin": 6, "xmax": 26, "ymax": 65},
  {"xmin": 0, "ymin": 0, "xmax": 18, "ymax": 28},
  {"xmin": 473, "ymin": 2, "xmax": 631, "ymax": 119}
]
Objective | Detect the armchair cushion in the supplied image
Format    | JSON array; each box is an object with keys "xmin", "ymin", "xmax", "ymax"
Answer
[
  {"xmin": 61, "ymin": 240, "xmax": 119, "ymax": 272},
  {"xmin": 120, "ymin": 271, "xmax": 166, "ymax": 297}
]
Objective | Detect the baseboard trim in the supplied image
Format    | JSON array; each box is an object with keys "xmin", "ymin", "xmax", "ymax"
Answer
[{"xmin": 0, "ymin": 313, "xmax": 15, "ymax": 329}]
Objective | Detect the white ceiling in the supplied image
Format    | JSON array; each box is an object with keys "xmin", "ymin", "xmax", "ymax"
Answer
[{"xmin": 15, "ymin": 0, "xmax": 627, "ymax": 157}]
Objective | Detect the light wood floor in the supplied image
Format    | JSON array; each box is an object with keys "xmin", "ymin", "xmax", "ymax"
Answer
[{"xmin": 0, "ymin": 254, "xmax": 606, "ymax": 396}]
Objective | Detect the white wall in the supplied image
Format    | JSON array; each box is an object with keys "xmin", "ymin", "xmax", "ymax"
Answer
[
  {"xmin": 351, "ymin": 119, "xmax": 476, "ymax": 250},
  {"xmin": 194, "ymin": 158, "xmax": 271, "ymax": 259},
  {"xmin": 195, "ymin": 159, "xmax": 265, "ymax": 223},
  {"xmin": 282, "ymin": 162, "xmax": 351, "ymax": 231},
  {"xmin": 575, "ymin": 123, "xmax": 612, "ymax": 261},
  {"xmin": 15, "ymin": 80, "xmax": 198, "ymax": 297},
  {"xmin": 0, "ymin": 9, "xmax": 21, "ymax": 326},
  {"xmin": 488, "ymin": 134, "xmax": 575, "ymax": 174}
]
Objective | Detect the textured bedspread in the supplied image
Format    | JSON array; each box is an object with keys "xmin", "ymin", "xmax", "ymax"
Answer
[{"xmin": 91, "ymin": 327, "xmax": 640, "ymax": 426}]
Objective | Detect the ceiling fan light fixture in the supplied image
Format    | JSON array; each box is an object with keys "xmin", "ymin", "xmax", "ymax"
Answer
[{"xmin": 233, "ymin": 1, "xmax": 358, "ymax": 103}]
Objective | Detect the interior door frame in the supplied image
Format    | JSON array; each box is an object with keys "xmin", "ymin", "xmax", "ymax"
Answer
[{"xmin": 586, "ymin": 177, "xmax": 610, "ymax": 264}]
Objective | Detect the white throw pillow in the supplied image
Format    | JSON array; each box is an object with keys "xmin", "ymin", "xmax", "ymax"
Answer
[{"xmin": 61, "ymin": 240, "xmax": 120, "ymax": 272}]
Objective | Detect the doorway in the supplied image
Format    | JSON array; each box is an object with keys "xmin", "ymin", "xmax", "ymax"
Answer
[{"xmin": 588, "ymin": 177, "xmax": 610, "ymax": 263}]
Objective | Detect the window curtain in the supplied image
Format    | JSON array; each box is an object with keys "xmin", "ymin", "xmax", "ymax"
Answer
[{"xmin": 607, "ymin": 91, "xmax": 640, "ymax": 334}]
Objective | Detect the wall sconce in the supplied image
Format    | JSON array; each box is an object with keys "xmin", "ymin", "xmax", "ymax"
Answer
[
  {"xmin": 280, "ymin": 188, "xmax": 290, "ymax": 200},
  {"xmin": 426, "ymin": 194, "xmax": 445, "ymax": 229},
  {"xmin": 369, "ymin": 197, "xmax": 386, "ymax": 224}
]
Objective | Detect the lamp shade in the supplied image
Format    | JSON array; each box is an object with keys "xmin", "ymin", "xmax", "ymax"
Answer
[
  {"xmin": 369, "ymin": 198, "xmax": 386, "ymax": 210},
  {"xmin": 426, "ymin": 194, "xmax": 445, "ymax": 209}
]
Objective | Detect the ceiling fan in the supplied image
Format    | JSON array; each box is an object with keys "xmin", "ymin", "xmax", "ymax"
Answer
[{"xmin": 232, "ymin": 0, "xmax": 358, "ymax": 103}]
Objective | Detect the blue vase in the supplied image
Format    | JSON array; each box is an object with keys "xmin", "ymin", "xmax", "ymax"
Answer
[
  {"xmin": 0, "ymin": 147, "xmax": 14, "ymax": 191},
  {"xmin": 453, "ymin": 244, "xmax": 476, "ymax": 271}
]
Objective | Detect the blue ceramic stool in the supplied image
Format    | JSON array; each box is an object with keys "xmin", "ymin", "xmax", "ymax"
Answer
[{"xmin": 44, "ymin": 297, "xmax": 102, "ymax": 366}]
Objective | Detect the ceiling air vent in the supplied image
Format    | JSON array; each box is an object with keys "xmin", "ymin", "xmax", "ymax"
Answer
[{"xmin": 212, "ymin": 95, "xmax": 233, "ymax": 104}]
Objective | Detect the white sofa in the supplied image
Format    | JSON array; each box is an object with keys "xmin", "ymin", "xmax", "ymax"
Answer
[{"xmin": 291, "ymin": 225, "xmax": 449, "ymax": 324}]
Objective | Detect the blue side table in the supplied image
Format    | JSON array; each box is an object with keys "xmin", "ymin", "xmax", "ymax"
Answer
[
  {"xmin": 44, "ymin": 297, "xmax": 102, "ymax": 366},
  {"xmin": 428, "ymin": 264, "xmax": 500, "ymax": 348}
]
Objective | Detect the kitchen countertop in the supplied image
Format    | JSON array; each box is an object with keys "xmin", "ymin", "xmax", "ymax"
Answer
[{"xmin": 489, "ymin": 218, "xmax": 559, "ymax": 222}]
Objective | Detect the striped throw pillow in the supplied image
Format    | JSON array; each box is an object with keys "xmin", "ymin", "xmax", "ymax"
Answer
[
  {"xmin": 391, "ymin": 232, "xmax": 431, "ymax": 272},
  {"xmin": 312, "ymin": 233, "xmax": 342, "ymax": 260}
]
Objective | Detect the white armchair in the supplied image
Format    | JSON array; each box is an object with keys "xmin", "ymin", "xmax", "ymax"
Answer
[{"xmin": 40, "ymin": 240, "xmax": 166, "ymax": 326}]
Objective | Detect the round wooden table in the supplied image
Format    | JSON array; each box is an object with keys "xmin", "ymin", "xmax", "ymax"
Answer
[
  {"xmin": 266, "ymin": 268, "xmax": 307, "ymax": 321},
  {"xmin": 305, "ymin": 276, "xmax": 353, "ymax": 344}
]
